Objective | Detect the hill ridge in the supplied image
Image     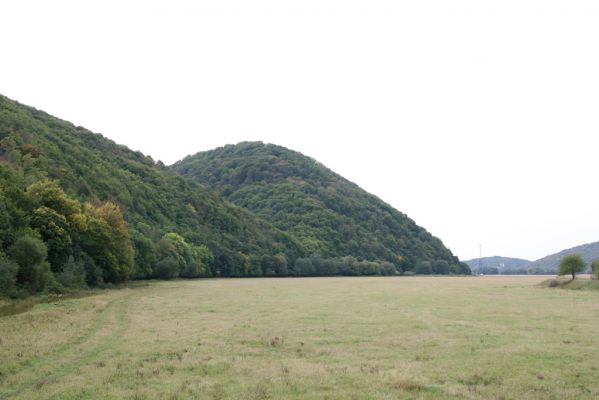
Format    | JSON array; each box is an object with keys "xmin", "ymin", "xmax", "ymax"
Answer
[{"xmin": 174, "ymin": 141, "xmax": 470, "ymax": 274}]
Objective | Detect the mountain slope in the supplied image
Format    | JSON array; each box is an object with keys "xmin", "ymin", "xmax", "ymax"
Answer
[
  {"xmin": 174, "ymin": 142, "xmax": 469, "ymax": 274},
  {"xmin": 463, "ymin": 256, "xmax": 531, "ymax": 274},
  {"xmin": 0, "ymin": 95, "xmax": 304, "ymax": 279},
  {"xmin": 527, "ymin": 241, "xmax": 599, "ymax": 273}
]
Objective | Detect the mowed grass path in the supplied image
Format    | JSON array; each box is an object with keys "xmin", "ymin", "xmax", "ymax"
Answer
[{"xmin": 1, "ymin": 276, "xmax": 598, "ymax": 399}]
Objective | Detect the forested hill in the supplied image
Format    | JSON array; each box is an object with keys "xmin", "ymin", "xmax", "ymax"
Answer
[
  {"xmin": 174, "ymin": 142, "xmax": 469, "ymax": 274},
  {"xmin": 527, "ymin": 241, "xmax": 599, "ymax": 273},
  {"xmin": 0, "ymin": 94, "xmax": 304, "ymax": 294}
]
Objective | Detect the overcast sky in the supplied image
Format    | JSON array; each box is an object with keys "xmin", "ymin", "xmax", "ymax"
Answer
[{"xmin": 1, "ymin": 0, "xmax": 598, "ymax": 261}]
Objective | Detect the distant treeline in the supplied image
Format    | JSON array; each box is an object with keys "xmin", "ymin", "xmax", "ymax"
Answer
[{"xmin": 474, "ymin": 267, "xmax": 556, "ymax": 275}]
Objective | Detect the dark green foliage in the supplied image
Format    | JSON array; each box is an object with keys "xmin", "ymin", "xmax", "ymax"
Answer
[
  {"xmin": 415, "ymin": 261, "xmax": 433, "ymax": 275},
  {"xmin": 559, "ymin": 254, "xmax": 585, "ymax": 280},
  {"xmin": 130, "ymin": 230, "xmax": 158, "ymax": 279},
  {"xmin": 153, "ymin": 256, "xmax": 180, "ymax": 280},
  {"xmin": 57, "ymin": 257, "xmax": 87, "ymax": 289},
  {"xmin": 432, "ymin": 259, "xmax": 450, "ymax": 274},
  {"xmin": 30, "ymin": 206, "xmax": 73, "ymax": 271},
  {"xmin": 450, "ymin": 262, "xmax": 472, "ymax": 275},
  {"xmin": 9, "ymin": 235, "xmax": 48, "ymax": 288},
  {"xmin": 0, "ymin": 164, "xmax": 134, "ymax": 293},
  {"xmin": 0, "ymin": 259, "xmax": 19, "ymax": 295},
  {"xmin": 592, "ymin": 259, "xmax": 599, "ymax": 279},
  {"xmin": 0, "ymin": 94, "xmax": 469, "ymax": 294},
  {"xmin": 155, "ymin": 232, "xmax": 212, "ymax": 279},
  {"xmin": 79, "ymin": 252, "xmax": 104, "ymax": 287},
  {"xmin": 0, "ymin": 94, "xmax": 304, "ymax": 292},
  {"xmin": 9, "ymin": 234, "xmax": 46, "ymax": 267},
  {"xmin": 174, "ymin": 142, "xmax": 465, "ymax": 274},
  {"xmin": 292, "ymin": 255, "xmax": 397, "ymax": 277}
]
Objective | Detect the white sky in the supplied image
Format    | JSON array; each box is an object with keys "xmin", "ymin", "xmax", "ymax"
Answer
[{"xmin": 1, "ymin": 0, "xmax": 598, "ymax": 261}]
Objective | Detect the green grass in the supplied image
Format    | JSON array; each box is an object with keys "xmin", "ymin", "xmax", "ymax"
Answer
[
  {"xmin": 1, "ymin": 276, "xmax": 598, "ymax": 399},
  {"xmin": 539, "ymin": 277, "xmax": 599, "ymax": 291}
]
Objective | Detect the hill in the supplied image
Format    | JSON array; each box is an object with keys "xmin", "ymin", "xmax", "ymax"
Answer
[
  {"xmin": 174, "ymin": 142, "xmax": 469, "ymax": 274},
  {"xmin": 527, "ymin": 241, "xmax": 599, "ymax": 273},
  {"xmin": 0, "ymin": 94, "xmax": 305, "ymax": 294},
  {"xmin": 463, "ymin": 256, "xmax": 531, "ymax": 274}
]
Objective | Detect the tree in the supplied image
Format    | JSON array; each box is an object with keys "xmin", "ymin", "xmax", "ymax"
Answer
[
  {"xmin": 30, "ymin": 206, "xmax": 73, "ymax": 271},
  {"xmin": 80, "ymin": 202, "xmax": 134, "ymax": 283},
  {"xmin": 153, "ymin": 256, "xmax": 179, "ymax": 279},
  {"xmin": 0, "ymin": 259, "xmax": 19, "ymax": 295},
  {"xmin": 432, "ymin": 259, "xmax": 450, "ymax": 275},
  {"xmin": 415, "ymin": 261, "xmax": 432, "ymax": 275},
  {"xmin": 9, "ymin": 234, "xmax": 55, "ymax": 292},
  {"xmin": 26, "ymin": 180, "xmax": 80, "ymax": 220},
  {"xmin": 154, "ymin": 232, "xmax": 212, "ymax": 279},
  {"xmin": 130, "ymin": 231, "xmax": 157, "ymax": 279},
  {"xmin": 592, "ymin": 258, "xmax": 599, "ymax": 279},
  {"xmin": 57, "ymin": 257, "xmax": 87, "ymax": 289},
  {"xmin": 558, "ymin": 254, "xmax": 585, "ymax": 280}
]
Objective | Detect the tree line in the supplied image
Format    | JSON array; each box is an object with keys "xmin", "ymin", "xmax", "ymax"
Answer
[{"xmin": 0, "ymin": 165, "xmax": 470, "ymax": 298}]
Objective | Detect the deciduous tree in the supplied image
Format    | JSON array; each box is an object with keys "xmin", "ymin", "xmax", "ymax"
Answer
[{"xmin": 558, "ymin": 254, "xmax": 585, "ymax": 280}]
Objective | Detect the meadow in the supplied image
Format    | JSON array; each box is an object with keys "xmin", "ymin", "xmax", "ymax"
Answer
[{"xmin": 1, "ymin": 276, "xmax": 598, "ymax": 399}]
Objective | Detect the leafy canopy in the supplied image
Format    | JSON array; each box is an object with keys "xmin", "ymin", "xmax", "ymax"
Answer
[
  {"xmin": 558, "ymin": 254, "xmax": 586, "ymax": 280},
  {"xmin": 174, "ymin": 142, "xmax": 469, "ymax": 274}
]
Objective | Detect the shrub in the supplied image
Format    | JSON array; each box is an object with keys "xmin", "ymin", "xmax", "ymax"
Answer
[
  {"xmin": 0, "ymin": 259, "xmax": 18, "ymax": 296},
  {"xmin": 57, "ymin": 257, "xmax": 87, "ymax": 289},
  {"xmin": 592, "ymin": 259, "xmax": 599, "ymax": 280},
  {"xmin": 415, "ymin": 261, "xmax": 432, "ymax": 275},
  {"xmin": 154, "ymin": 256, "xmax": 180, "ymax": 280},
  {"xmin": 9, "ymin": 235, "xmax": 49, "ymax": 290}
]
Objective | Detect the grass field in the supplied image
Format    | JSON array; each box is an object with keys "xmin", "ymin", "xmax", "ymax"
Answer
[{"xmin": 1, "ymin": 276, "xmax": 598, "ymax": 399}]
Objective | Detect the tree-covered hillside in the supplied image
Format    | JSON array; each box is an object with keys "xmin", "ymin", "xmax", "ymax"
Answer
[
  {"xmin": 527, "ymin": 241, "xmax": 599, "ymax": 274},
  {"xmin": 0, "ymin": 95, "xmax": 305, "ymax": 295},
  {"xmin": 174, "ymin": 142, "xmax": 469, "ymax": 274}
]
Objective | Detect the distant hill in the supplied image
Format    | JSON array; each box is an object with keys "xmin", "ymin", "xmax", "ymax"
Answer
[
  {"xmin": 174, "ymin": 142, "xmax": 470, "ymax": 274},
  {"xmin": 463, "ymin": 256, "xmax": 531, "ymax": 274},
  {"xmin": 527, "ymin": 241, "xmax": 599, "ymax": 273}
]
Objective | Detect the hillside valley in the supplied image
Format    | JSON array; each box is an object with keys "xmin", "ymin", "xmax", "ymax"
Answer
[{"xmin": 0, "ymin": 95, "xmax": 469, "ymax": 297}]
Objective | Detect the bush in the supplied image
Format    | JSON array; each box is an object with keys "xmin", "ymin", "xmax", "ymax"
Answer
[
  {"xmin": 32, "ymin": 261, "xmax": 59, "ymax": 293},
  {"xmin": 9, "ymin": 235, "xmax": 53, "ymax": 291},
  {"xmin": 415, "ymin": 261, "xmax": 432, "ymax": 275},
  {"xmin": 57, "ymin": 257, "xmax": 87, "ymax": 289},
  {"xmin": 154, "ymin": 256, "xmax": 180, "ymax": 279},
  {"xmin": 80, "ymin": 252, "xmax": 104, "ymax": 287},
  {"xmin": 592, "ymin": 259, "xmax": 599, "ymax": 280},
  {"xmin": 0, "ymin": 259, "xmax": 18, "ymax": 296}
]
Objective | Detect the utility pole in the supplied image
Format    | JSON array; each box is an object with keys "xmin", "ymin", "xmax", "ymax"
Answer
[{"xmin": 479, "ymin": 244, "xmax": 482, "ymax": 274}]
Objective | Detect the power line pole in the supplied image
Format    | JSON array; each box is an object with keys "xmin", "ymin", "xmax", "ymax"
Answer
[{"xmin": 479, "ymin": 244, "xmax": 482, "ymax": 274}]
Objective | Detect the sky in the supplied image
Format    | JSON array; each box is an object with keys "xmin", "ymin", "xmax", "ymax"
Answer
[{"xmin": 1, "ymin": 0, "xmax": 598, "ymax": 261}]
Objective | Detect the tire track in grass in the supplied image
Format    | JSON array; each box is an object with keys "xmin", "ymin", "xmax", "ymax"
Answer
[
  {"xmin": 0, "ymin": 291, "xmax": 131, "ymax": 399},
  {"xmin": 3, "ymin": 296, "xmax": 119, "ymax": 374}
]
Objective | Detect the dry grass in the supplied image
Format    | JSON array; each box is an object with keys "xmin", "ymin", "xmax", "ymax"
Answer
[{"xmin": 1, "ymin": 276, "xmax": 599, "ymax": 399}]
